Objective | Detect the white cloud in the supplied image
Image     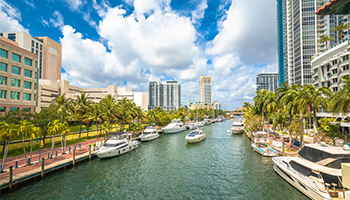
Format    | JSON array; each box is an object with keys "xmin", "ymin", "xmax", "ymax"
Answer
[
  {"xmin": 191, "ymin": 0, "xmax": 207, "ymax": 24},
  {"xmin": 50, "ymin": 10, "xmax": 64, "ymax": 28},
  {"xmin": 206, "ymin": 0, "xmax": 277, "ymax": 66},
  {"xmin": 24, "ymin": 0, "xmax": 35, "ymax": 9},
  {"xmin": 63, "ymin": 0, "xmax": 83, "ymax": 11},
  {"xmin": 0, "ymin": 1, "xmax": 28, "ymax": 33}
]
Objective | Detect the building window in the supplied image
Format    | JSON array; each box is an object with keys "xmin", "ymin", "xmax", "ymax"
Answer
[
  {"xmin": 31, "ymin": 48, "xmax": 34, "ymax": 53},
  {"xmin": 34, "ymin": 72, "xmax": 37, "ymax": 79},
  {"xmin": 11, "ymin": 78, "xmax": 20, "ymax": 87},
  {"xmin": 24, "ymin": 69, "xmax": 32, "ymax": 78},
  {"xmin": 32, "ymin": 40, "xmax": 34, "ymax": 47},
  {"xmin": 0, "ymin": 76, "xmax": 6, "ymax": 85},
  {"xmin": 10, "ymin": 107, "xmax": 19, "ymax": 111},
  {"xmin": 24, "ymin": 58, "xmax": 32, "ymax": 66},
  {"xmin": 10, "ymin": 91, "xmax": 19, "ymax": 100},
  {"xmin": 0, "ymin": 62, "xmax": 7, "ymax": 72},
  {"xmin": 36, "ymin": 42, "xmax": 38, "ymax": 49},
  {"xmin": 11, "ymin": 66, "xmax": 20, "ymax": 75},
  {"xmin": 23, "ymin": 107, "xmax": 30, "ymax": 112},
  {"xmin": 40, "ymin": 44, "xmax": 42, "ymax": 50},
  {"xmin": 23, "ymin": 93, "xmax": 31, "ymax": 101},
  {"xmin": 12, "ymin": 53, "xmax": 21, "ymax": 63},
  {"xmin": 35, "ymin": 50, "xmax": 38, "ymax": 55},
  {"xmin": 0, "ymin": 107, "xmax": 5, "ymax": 112},
  {"xmin": 0, "ymin": 90, "xmax": 6, "ymax": 99},
  {"xmin": 8, "ymin": 33, "xmax": 16, "ymax": 41},
  {"xmin": 23, "ymin": 81, "xmax": 31, "ymax": 89},
  {"xmin": 34, "ymin": 83, "xmax": 36, "ymax": 89},
  {"xmin": 0, "ymin": 49, "xmax": 7, "ymax": 58}
]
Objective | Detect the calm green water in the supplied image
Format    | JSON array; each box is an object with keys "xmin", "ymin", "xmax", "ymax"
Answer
[{"xmin": 2, "ymin": 120, "xmax": 308, "ymax": 200}]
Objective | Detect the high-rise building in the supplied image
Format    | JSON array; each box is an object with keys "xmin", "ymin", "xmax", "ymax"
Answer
[
  {"xmin": 148, "ymin": 80, "xmax": 181, "ymax": 111},
  {"xmin": 0, "ymin": 32, "xmax": 61, "ymax": 81},
  {"xmin": 213, "ymin": 100, "xmax": 222, "ymax": 110},
  {"xmin": 256, "ymin": 73, "xmax": 279, "ymax": 92},
  {"xmin": 276, "ymin": 0, "xmax": 342, "ymax": 86},
  {"xmin": 199, "ymin": 76, "xmax": 212, "ymax": 105},
  {"xmin": 0, "ymin": 36, "xmax": 38, "ymax": 113}
]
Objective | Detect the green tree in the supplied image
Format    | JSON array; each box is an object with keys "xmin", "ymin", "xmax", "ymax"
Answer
[
  {"xmin": 334, "ymin": 23, "xmax": 349, "ymax": 42},
  {"xmin": 75, "ymin": 92, "xmax": 92, "ymax": 140},
  {"xmin": 52, "ymin": 94, "xmax": 72, "ymax": 122},
  {"xmin": 319, "ymin": 35, "xmax": 334, "ymax": 49},
  {"xmin": 47, "ymin": 120, "xmax": 62, "ymax": 158},
  {"xmin": 317, "ymin": 118, "xmax": 341, "ymax": 145},
  {"xmin": 28, "ymin": 125, "xmax": 41, "ymax": 164},
  {"xmin": 332, "ymin": 76, "xmax": 350, "ymax": 115},
  {"xmin": 0, "ymin": 122, "xmax": 17, "ymax": 172},
  {"xmin": 85, "ymin": 104, "xmax": 103, "ymax": 141},
  {"xmin": 17, "ymin": 120, "xmax": 32, "ymax": 164}
]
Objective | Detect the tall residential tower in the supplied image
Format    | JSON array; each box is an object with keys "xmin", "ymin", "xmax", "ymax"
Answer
[
  {"xmin": 199, "ymin": 76, "xmax": 212, "ymax": 105},
  {"xmin": 148, "ymin": 80, "xmax": 181, "ymax": 111}
]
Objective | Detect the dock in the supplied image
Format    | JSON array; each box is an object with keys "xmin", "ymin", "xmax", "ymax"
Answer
[{"xmin": 0, "ymin": 138, "xmax": 102, "ymax": 192}]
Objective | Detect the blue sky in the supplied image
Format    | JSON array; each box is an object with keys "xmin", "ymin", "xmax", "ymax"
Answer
[{"xmin": 1, "ymin": 0, "xmax": 278, "ymax": 110}]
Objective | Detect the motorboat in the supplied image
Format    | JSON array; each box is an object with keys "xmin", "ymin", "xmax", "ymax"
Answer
[
  {"xmin": 186, "ymin": 123, "xmax": 197, "ymax": 130},
  {"xmin": 227, "ymin": 130, "xmax": 232, "ymax": 134},
  {"xmin": 139, "ymin": 125, "xmax": 160, "ymax": 142},
  {"xmin": 251, "ymin": 131, "xmax": 278, "ymax": 157},
  {"xmin": 185, "ymin": 129, "xmax": 206, "ymax": 143},
  {"xmin": 196, "ymin": 121, "xmax": 204, "ymax": 127},
  {"xmin": 230, "ymin": 119, "xmax": 244, "ymax": 134},
  {"xmin": 203, "ymin": 119, "xmax": 211, "ymax": 125},
  {"xmin": 210, "ymin": 118, "xmax": 217, "ymax": 123},
  {"xmin": 162, "ymin": 119, "xmax": 186, "ymax": 134},
  {"xmin": 272, "ymin": 144, "xmax": 350, "ymax": 200},
  {"xmin": 96, "ymin": 132, "xmax": 139, "ymax": 158}
]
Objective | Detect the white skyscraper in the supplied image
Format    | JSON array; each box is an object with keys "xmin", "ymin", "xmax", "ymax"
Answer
[
  {"xmin": 148, "ymin": 80, "xmax": 181, "ymax": 111},
  {"xmin": 199, "ymin": 76, "xmax": 212, "ymax": 105}
]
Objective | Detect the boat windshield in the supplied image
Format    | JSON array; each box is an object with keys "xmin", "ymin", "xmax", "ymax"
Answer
[
  {"xmin": 188, "ymin": 131, "xmax": 200, "ymax": 136},
  {"xmin": 103, "ymin": 142, "xmax": 127, "ymax": 147},
  {"xmin": 299, "ymin": 146, "xmax": 350, "ymax": 163},
  {"xmin": 232, "ymin": 125, "xmax": 243, "ymax": 128},
  {"xmin": 144, "ymin": 125, "xmax": 156, "ymax": 129}
]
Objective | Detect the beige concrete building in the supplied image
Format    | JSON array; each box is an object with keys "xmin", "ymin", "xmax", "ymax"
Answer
[
  {"xmin": 0, "ymin": 32, "xmax": 61, "ymax": 81},
  {"xmin": 37, "ymin": 79, "xmax": 148, "ymax": 111},
  {"xmin": 0, "ymin": 36, "xmax": 38, "ymax": 113},
  {"xmin": 190, "ymin": 104, "xmax": 213, "ymax": 110},
  {"xmin": 199, "ymin": 76, "xmax": 212, "ymax": 105}
]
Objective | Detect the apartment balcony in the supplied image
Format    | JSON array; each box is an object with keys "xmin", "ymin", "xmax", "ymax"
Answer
[
  {"xmin": 339, "ymin": 70, "xmax": 350, "ymax": 78},
  {"xmin": 312, "ymin": 73, "xmax": 319, "ymax": 77},
  {"xmin": 317, "ymin": 23, "xmax": 326, "ymax": 27},
  {"xmin": 317, "ymin": 18, "xmax": 326, "ymax": 22}
]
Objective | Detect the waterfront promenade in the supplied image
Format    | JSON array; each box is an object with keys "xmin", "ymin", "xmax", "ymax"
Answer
[{"xmin": 0, "ymin": 137, "xmax": 103, "ymax": 191}]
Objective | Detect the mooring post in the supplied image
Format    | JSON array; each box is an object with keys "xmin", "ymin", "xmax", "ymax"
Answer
[
  {"xmin": 69, "ymin": 146, "xmax": 71, "ymax": 152},
  {"xmin": 73, "ymin": 150, "xmax": 76, "ymax": 166},
  {"xmin": 9, "ymin": 166, "xmax": 13, "ymax": 189},
  {"xmin": 47, "ymin": 152, "xmax": 50, "ymax": 159},
  {"xmin": 55, "ymin": 150, "xmax": 58, "ymax": 157},
  {"xmin": 41, "ymin": 158, "xmax": 44, "ymax": 178},
  {"xmin": 15, "ymin": 161, "xmax": 18, "ymax": 169},
  {"xmin": 74, "ymin": 145, "xmax": 76, "ymax": 150},
  {"xmin": 0, "ymin": 164, "xmax": 2, "ymax": 172},
  {"xmin": 27, "ymin": 158, "xmax": 30, "ymax": 165},
  {"xmin": 79, "ymin": 144, "xmax": 81, "ymax": 149},
  {"xmin": 89, "ymin": 145, "xmax": 91, "ymax": 160}
]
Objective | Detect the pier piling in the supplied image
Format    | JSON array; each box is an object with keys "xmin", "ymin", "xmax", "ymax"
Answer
[
  {"xmin": 73, "ymin": 150, "xmax": 76, "ymax": 166},
  {"xmin": 79, "ymin": 144, "xmax": 81, "ymax": 149},
  {"xmin": 27, "ymin": 158, "xmax": 30, "ymax": 164},
  {"xmin": 41, "ymin": 158, "xmax": 44, "ymax": 178},
  {"xmin": 69, "ymin": 146, "xmax": 71, "ymax": 152},
  {"xmin": 55, "ymin": 151, "xmax": 57, "ymax": 157},
  {"xmin": 15, "ymin": 161, "xmax": 18, "ymax": 169},
  {"xmin": 74, "ymin": 145, "xmax": 76, "ymax": 150},
  {"xmin": 9, "ymin": 166, "xmax": 13, "ymax": 190},
  {"xmin": 89, "ymin": 145, "xmax": 91, "ymax": 160}
]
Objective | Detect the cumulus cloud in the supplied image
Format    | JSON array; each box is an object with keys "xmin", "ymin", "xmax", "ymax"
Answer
[
  {"xmin": 63, "ymin": 0, "xmax": 83, "ymax": 11},
  {"xmin": 206, "ymin": 0, "xmax": 277, "ymax": 66},
  {"xmin": 50, "ymin": 10, "xmax": 64, "ymax": 28},
  {"xmin": 191, "ymin": 0, "xmax": 208, "ymax": 24},
  {"xmin": 0, "ymin": 1, "xmax": 28, "ymax": 33}
]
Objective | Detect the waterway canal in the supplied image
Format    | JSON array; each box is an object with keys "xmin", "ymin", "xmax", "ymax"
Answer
[{"xmin": 2, "ymin": 120, "xmax": 308, "ymax": 199}]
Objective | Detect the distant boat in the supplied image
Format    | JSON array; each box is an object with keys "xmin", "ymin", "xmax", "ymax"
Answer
[
  {"xmin": 162, "ymin": 119, "xmax": 186, "ymax": 134},
  {"xmin": 96, "ymin": 132, "xmax": 139, "ymax": 158},
  {"xmin": 230, "ymin": 119, "xmax": 244, "ymax": 134},
  {"xmin": 251, "ymin": 131, "xmax": 278, "ymax": 157},
  {"xmin": 203, "ymin": 119, "xmax": 211, "ymax": 125},
  {"xmin": 139, "ymin": 125, "xmax": 160, "ymax": 142}
]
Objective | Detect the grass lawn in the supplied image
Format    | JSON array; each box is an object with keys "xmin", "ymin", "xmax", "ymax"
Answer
[{"xmin": 0, "ymin": 124, "xmax": 132, "ymax": 159}]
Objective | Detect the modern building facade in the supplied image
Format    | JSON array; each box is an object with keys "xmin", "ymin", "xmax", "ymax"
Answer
[
  {"xmin": 148, "ymin": 80, "xmax": 181, "ymax": 111},
  {"xmin": 199, "ymin": 76, "xmax": 212, "ymax": 105},
  {"xmin": 256, "ymin": 73, "xmax": 279, "ymax": 92},
  {"xmin": 0, "ymin": 32, "xmax": 61, "ymax": 81},
  {"xmin": 213, "ymin": 101, "xmax": 222, "ymax": 110},
  {"xmin": 37, "ymin": 79, "xmax": 148, "ymax": 112},
  {"xmin": 276, "ymin": 0, "xmax": 343, "ymax": 86},
  {"xmin": 311, "ymin": 41, "xmax": 350, "ymax": 92},
  {"xmin": 0, "ymin": 36, "xmax": 38, "ymax": 113},
  {"xmin": 189, "ymin": 104, "xmax": 213, "ymax": 110}
]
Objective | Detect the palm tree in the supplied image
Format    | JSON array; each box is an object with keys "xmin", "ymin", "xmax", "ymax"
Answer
[
  {"xmin": 75, "ymin": 92, "xmax": 92, "ymax": 140},
  {"xmin": 0, "ymin": 122, "xmax": 17, "ymax": 172},
  {"xmin": 115, "ymin": 98, "xmax": 133, "ymax": 131},
  {"xmin": 317, "ymin": 118, "xmax": 341, "ymax": 145},
  {"xmin": 85, "ymin": 104, "xmax": 103, "ymax": 141},
  {"xmin": 47, "ymin": 120, "xmax": 62, "ymax": 158},
  {"xmin": 53, "ymin": 94, "xmax": 72, "ymax": 122},
  {"xmin": 28, "ymin": 125, "xmax": 41, "ymax": 164},
  {"xmin": 319, "ymin": 35, "xmax": 334, "ymax": 49},
  {"xmin": 332, "ymin": 76, "xmax": 350, "ymax": 115},
  {"xmin": 100, "ymin": 94, "xmax": 117, "ymax": 128},
  {"xmin": 101, "ymin": 121, "xmax": 111, "ymax": 140},
  {"xmin": 334, "ymin": 23, "xmax": 349, "ymax": 42},
  {"xmin": 18, "ymin": 120, "xmax": 32, "ymax": 164}
]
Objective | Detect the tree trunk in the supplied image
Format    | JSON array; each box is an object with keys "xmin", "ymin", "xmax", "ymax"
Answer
[
  {"xmin": 267, "ymin": 112, "xmax": 270, "ymax": 134},
  {"xmin": 50, "ymin": 135, "xmax": 55, "ymax": 159},
  {"xmin": 79, "ymin": 119, "xmax": 82, "ymax": 140},
  {"xmin": 29, "ymin": 139, "xmax": 33, "ymax": 164},
  {"xmin": 96, "ymin": 121, "xmax": 99, "ymax": 142},
  {"xmin": 1, "ymin": 138, "xmax": 9, "ymax": 173},
  {"xmin": 22, "ymin": 131, "xmax": 28, "ymax": 164},
  {"xmin": 1, "ymin": 142, "xmax": 5, "ymax": 158},
  {"xmin": 61, "ymin": 134, "xmax": 64, "ymax": 153},
  {"xmin": 262, "ymin": 111, "xmax": 265, "ymax": 131},
  {"xmin": 313, "ymin": 108, "xmax": 317, "ymax": 134},
  {"xmin": 87, "ymin": 124, "xmax": 89, "ymax": 138}
]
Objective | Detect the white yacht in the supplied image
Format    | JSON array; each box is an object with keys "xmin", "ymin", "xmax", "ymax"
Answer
[
  {"xmin": 196, "ymin": 121, "xmax": 204, "ymax": 127},
  {"xmin": 96, "ymin": 133, "xmax": 139, "ymax": 158},
  {"xmin": 185, "ymin": 129, "xmax": 206, "ymax": 143},
  {"xmin": 203, "ymin": 119, "xmax": 211, "ymax": 125},
  {"xmin": 162, "ymin": 119, "xmax": 186, "ymax": 134},
  {"xmin": 251, "ymin": 131, "xmax": 278, "ymax": 157},
  {"xmin": 186, "ymin": 123, "xmax": 197, "ymax": 130},
  {"xmin": 273, "ymin": 144, "xmax": 350, "ymax": 200},
  {"xmin": 139, "ymin": 125, "xmax": 160, "ymax": 142},
  {"xmin": 230, "ymin": 119, "xmax": 244, "ymax": 134}
]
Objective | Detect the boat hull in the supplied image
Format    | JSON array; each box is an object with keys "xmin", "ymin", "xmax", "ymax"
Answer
[
  {"xmin": 140, "ymin": 133, "xmax": 160, "ymax": 141},
  {"xmin": 272, "ymin": 157, "xmax": 331, "ymax": 200},
  {"xmin": 96, "ymin": 141, "xmax": 139, "ymax": 158},
  {"xmin": 231, "ymin": 129, "xmax": 244, "ymax": 134},
  {"xmin": 251, "ymin": 143, "xmax": 278, "ymax": 157},
  {"xmin": 186, "ymin": 135, "xmax": 206, "ymax": 143},
  {"xmin": 163, "ymin": 127, "xmax": 186, "ymax": 134}
]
